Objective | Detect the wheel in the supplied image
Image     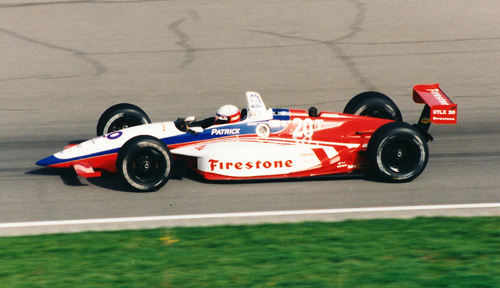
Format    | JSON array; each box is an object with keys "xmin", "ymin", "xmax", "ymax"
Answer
[
  {"xmin": 116, "ymin": 137, "xmax": 172, "ymax": 192},
  {"xmin": 368, "ymin": 122, "xmax": 428, "ymax": 182},
  {"xmin": 343, "ymin": 91, "xmax": 403, "ymax": 121},
  {"xmin": 96, "ymin": 103, "xmax": 151, "ymax": 136}
]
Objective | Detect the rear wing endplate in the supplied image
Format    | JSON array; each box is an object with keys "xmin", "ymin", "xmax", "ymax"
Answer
[{"xmin": 413, "ymin": 84, "xmax": 457, "ymax": 126}]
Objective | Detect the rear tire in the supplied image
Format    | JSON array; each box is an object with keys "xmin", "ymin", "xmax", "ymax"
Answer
[
  {"xmin": 97, "ymin": 103, "xmax": 151, "ymax": 136},
  {"xmin": 116, "ymin": 137, "xmax": 172, "ymax": 192},
  {"xmin": 343, "ymin": 91, "xmax": 403, "ymax": 121},
  {"xmin": 368, "ymin": 122, "xmax": 428, "ymax": 182}
]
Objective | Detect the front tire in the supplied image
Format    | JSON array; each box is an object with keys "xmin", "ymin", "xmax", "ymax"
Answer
[
  {"xmin": 343, "ymin": 91, "xmax": 403, "ymax": 121},
  {"xmin": 117, "ymin": 137, "xmax": 172, "ymax": 192},
  {"xmin": 368, "ymin": 122, "xmax": 428, "ymax": 182},
  {"xmin": 97, "ymin": 103, "xmax": 151, "ymax": 136}
]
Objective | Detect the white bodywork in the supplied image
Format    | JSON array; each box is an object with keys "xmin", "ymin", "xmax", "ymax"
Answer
[
  {"xmin": 53, "ymin": 122, "xmax": 183, "ymax": 161},
  {"xmin": 174, "ymin": 141, "xmax": 339, "ymax": 178}
]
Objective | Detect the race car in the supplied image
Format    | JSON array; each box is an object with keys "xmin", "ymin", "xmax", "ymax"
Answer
[{"xmin": 36, "ymin": 84, "xmax": 457, "ymax": 192}]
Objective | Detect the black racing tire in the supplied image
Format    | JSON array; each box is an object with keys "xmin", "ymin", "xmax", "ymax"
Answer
[
  {"xmin": 343, "ymin": 91, "xmax": 403, "ymax": 121},
  {"xmin": 96, "ymin": 103, "xmax": 151, "ymax": 136},
  {"xmin": 368, "ymin": 122, "xmax": 428, "ymax": 182},
  {"xmin": 116, "ymin": 137, "xmax": 172, "ymax": 192}
]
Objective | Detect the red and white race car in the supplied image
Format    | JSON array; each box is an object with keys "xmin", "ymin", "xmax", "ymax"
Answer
[{"xmin": 37, "ymin": 84, "xmax": 457, "ymax": 192}]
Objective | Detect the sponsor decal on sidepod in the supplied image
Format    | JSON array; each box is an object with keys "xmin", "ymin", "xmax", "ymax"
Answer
[{"xmin": 208, "ymin": 159, "xmax": 293, "ymax": 171}]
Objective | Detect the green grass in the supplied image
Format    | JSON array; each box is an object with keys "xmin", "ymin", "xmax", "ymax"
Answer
[{"xmin": 1, "ymin": 217, "xmax": 500, "ymax": 287}]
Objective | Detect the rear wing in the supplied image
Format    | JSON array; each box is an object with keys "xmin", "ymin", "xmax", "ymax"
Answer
[{"xmin": 413, "ymin": 84, "xmax": 457, "ymax": 136}]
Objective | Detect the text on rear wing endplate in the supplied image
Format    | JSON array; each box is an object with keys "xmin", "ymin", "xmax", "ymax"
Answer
[{"xmin": 413, "ymin": 84, "xmax": 457, "ymax": 125}]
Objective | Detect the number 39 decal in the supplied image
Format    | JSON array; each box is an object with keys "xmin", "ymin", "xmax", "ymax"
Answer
[{"xmin": 292, "ymin": 118, "xmax": 323, "ymax": 143}]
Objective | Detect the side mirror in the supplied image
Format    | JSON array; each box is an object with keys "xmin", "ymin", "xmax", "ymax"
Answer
[{"xmin": 188, "ymin": 126, "xmax": 204, "ymax": 134}]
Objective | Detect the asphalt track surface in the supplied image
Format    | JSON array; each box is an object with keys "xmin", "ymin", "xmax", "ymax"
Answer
[{"xmin": 1, "ymin": 0, "xmax": 499, "ymax": 236}]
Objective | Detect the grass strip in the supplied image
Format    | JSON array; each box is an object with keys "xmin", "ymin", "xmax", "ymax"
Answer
[{"xmin": 1, "ymin": 217, "xmax": 499, "ymax": 287}]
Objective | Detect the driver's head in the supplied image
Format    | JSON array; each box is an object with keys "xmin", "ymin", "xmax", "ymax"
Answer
[{"xmin": 215, "ymin": 104, "xmax": 241, "ymax": 124}]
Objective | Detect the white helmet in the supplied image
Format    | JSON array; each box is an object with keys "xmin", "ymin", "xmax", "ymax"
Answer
[{"xmin": 215, "ymin": 104, "xmax": 241, "ymax": 124}]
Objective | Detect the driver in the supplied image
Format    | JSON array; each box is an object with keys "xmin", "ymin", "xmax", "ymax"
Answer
[{"xmin": 215, "ymin": 104, "xmax": 241, "ymax": 124}]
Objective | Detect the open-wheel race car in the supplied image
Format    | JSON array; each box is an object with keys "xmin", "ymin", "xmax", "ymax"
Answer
[{"xmin": 37, "ymin": 84, "xmax": 457, "ymax": 192}]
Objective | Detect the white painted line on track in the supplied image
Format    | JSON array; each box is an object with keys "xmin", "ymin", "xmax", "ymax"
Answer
[{"xmin": 2, "ymin": 203, "xmax": 500, "ymax": 229}]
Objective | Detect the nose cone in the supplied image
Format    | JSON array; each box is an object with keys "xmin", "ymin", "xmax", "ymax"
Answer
[{"xmin": 36, "ymin": 155, "xmax": 60, "ymax": 167}]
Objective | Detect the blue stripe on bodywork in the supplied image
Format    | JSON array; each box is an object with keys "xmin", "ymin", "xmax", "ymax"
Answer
[
  {"xmin": 36, "ymin": 148, "xmax": 120, "ymax": 167},
  {"xmin": 36, "ymin": 155, "xmax": 60, "ymax": 166}
]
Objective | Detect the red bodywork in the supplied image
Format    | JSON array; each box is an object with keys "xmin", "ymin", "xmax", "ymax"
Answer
[{"xmin": 193, "ymin": 109, "xmax": 393, "ymax": 180}]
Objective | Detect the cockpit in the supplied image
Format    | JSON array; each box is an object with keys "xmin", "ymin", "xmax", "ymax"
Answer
[{"xmin": 174, "ymin": 91, "xmax": 272, "ymax": 132}]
